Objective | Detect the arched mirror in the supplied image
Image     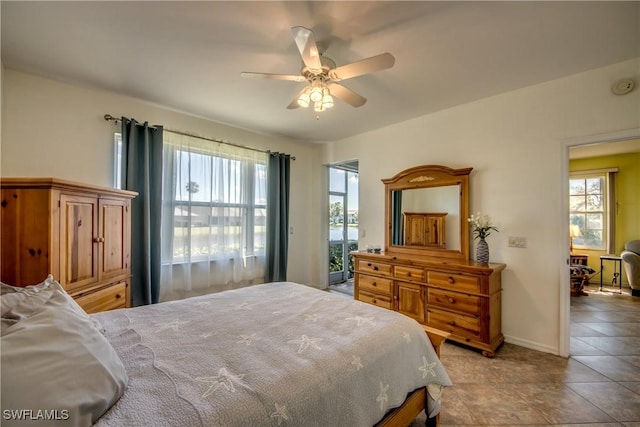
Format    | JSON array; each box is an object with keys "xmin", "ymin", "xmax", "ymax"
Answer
[{"xmin": 383, "ymin": 165, "xmax": 472, "ymax": 260}]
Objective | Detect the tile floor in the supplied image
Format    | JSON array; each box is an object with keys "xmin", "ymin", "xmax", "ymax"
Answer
[{"xmin": 435, "ymin": 284, "xmax": 640, "ymax": 426}]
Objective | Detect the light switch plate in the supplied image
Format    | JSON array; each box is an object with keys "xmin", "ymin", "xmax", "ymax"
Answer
[{"xmin": 508, "ymin": 236, "xmax": 527, "ymax": 248}]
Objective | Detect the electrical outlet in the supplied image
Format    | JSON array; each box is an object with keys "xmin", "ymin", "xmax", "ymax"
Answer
[{"xmin": 508, "ymin": 236, "xmax": 527, "ymax": 248}]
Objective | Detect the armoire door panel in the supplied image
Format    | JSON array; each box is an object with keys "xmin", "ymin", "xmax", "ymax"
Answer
[
  {"xmin": 60, "ymin": 195, "xmax": 99, "ymax": 291},
  {"xmin": 100, "ymin": 199, "xmax": 128, "ymax": 278}
]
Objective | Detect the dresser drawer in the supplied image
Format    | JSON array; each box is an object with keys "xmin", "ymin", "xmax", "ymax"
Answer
[
  {"xmin": 427, "ymin": 288, "xmax": 480, "ymax": 316},
  {"xmin": 394, "ymin": 265, "xmax": 425, "ymax": 282},
  {"xmin": 75, "ymin": 282, "xmax": 128, "ymax": 314},
  {"xmin": 426, "ymin": 307, "xmax": 480, "ymax": 339},
  {"xmin": 428, "ymin": 271, "xmax": 480, "ymax": 294},
  {"xmin": 358, "ymin": 291, "xmax": 393, "ymax": 310},
  {"xmin": 358, "ymin": 274, "xmax": 393, "ymax": 295},
  {"xmin": 357, "ymin": 260, "xmax": 393, "ymax": 277}
]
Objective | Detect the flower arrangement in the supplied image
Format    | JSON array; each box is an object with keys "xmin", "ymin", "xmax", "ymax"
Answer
[{"xmin": 468, "ymin": 212, "xmax": 499, "ymax": 240}]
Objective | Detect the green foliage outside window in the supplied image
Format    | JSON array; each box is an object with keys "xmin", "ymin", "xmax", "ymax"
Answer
[{"xmin": 329, "ymin": 241, "xmax": 358, "ymax": 278}]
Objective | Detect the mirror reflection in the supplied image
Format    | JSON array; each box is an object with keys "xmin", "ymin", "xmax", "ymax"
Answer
[{"xmin": 391, "ymin": 185, "xmax": 461, "ymax": 250}]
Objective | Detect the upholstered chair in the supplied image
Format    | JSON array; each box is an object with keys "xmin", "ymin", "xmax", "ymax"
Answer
[{"xmin": 621, "ymin": 240, "xmax": 640, "ymax": 297}]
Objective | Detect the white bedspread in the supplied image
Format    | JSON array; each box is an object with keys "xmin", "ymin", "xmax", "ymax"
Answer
[{"xmin": 92, "ymin": 282, "xmax": 451, "ymax": 426}]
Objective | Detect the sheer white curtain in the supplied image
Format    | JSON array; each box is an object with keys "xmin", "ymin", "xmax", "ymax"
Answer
[{"xmin": 160, "ymin": 131, "xmax": 268, "ymax": 302}]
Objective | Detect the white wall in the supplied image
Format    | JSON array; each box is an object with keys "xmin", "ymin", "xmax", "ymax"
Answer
[
  {"xmin": 1, "ymin": 69, "xmax": 324, "ymax": 288},
  {"xmin": 322, "ymin": 58, "xmax": 640, "ymax": 354}
]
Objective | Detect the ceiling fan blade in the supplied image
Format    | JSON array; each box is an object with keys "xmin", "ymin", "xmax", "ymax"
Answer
[
  {"xmin": 287, "ymin": 87, "xmax": 309, "ymax": 109},
  {"xmin": 240, "ymin": 72, "xmax": 306, "ymax": 82},
  {"xmin": 327, "ymin": 82, "xmax": 367, "ymax": 108},
  {"xmin": 291, "ymin": 26, "xmax": 323, "ymax": 72},
  {"xmin": 328, "ymin": 53, "xmax": 395, "ymax": 81}
]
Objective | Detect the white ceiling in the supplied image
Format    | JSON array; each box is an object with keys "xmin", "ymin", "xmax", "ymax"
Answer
[{"xmin": 2, "ymin": 1, "xmax": 639, "ymax": 144}]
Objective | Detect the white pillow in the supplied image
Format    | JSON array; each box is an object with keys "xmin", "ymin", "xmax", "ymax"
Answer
[
  {"xmin": 2, "ymin": 275, "xmax": 59, "ymax": 324},
  {"xmin": 1, "ymin": 276, "xmax": 128, "ymax": 426}
]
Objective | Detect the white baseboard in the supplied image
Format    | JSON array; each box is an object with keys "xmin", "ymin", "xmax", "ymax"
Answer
[{"xmin": 503, "ymin": 334, "xmax": 560, "ymax": 356}]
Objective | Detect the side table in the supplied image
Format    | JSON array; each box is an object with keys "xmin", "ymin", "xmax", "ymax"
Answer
[{"xmin": 599, "ymin": 255, "xmax": 622, "ymax": 293}]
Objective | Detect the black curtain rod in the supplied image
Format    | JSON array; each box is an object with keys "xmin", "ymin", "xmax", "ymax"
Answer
[{"xmin": 103, "ymin": 114, "xmax": 295, "ymax": 160}]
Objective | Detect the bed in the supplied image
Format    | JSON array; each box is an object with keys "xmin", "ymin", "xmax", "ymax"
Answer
[{"xmin": 1, "ymin": 278, "xmax": 451, "ymax": 427}]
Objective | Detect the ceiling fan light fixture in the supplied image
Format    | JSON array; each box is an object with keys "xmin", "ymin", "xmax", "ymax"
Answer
[
  {"xmin": 314, "ymin": 100, "xmax": 325, "ymax": 112},
  {"xmin": 310, "ymin": 86, "xmax": 323, "ymax": 103},
  {"xmin": 322, "ymin": 88, "xmax": 334, "ymax": 109},
  {"xmin": 297, "ymin": 87, "xmax": 311, "ymax": 108}
]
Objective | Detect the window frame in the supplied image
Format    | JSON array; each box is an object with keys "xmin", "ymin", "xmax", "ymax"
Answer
[
  {"xmin": 569, "ymin": 169, "xmax": 617, "ymax": 252},
  {"xmin": 167, "ymin": 147, "xmax": 267, "ymax": 264},
  {"xmin": 114, "ymin": 132, "xmax": 123, "ymax": 189}
]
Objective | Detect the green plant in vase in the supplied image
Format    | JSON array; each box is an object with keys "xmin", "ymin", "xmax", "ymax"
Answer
[{"xmin": 468, "ymin": 212, "xmax": 498, "ymax": 264}]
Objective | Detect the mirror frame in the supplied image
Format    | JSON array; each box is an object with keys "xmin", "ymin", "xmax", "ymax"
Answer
[{"xmin": 383, "ymin": 164, "xmax": 473, "ymax": 260}]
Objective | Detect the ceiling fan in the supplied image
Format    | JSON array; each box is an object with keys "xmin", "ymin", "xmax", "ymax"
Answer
[{"xmin": 241, "ymin": 26, "xmax": 395, "ymax": 113}]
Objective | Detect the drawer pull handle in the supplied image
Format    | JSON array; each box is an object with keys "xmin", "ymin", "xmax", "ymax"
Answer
[
  {"xmin": 372, "ymin": 282, "xmax": 377, "ymax": 286},
  {"xmin": 372, "ymin": 299, "xmax": 377, "ymax": 304},
  {"xmin": 115, "ymin": 293, "xmax": 122, "ymax": 299},
  {"xmin": 93, "ymin": 237, "xmax": 105, "ymax": 243},
  {"xmin": 448, "ymin": 297, "xmax": 455, "ymax": 303},
  {"xmin": 448, "ymin": 277, "xmax": 455, "ymax": 284},
  {"xmin": 373, "ymin": 266, "xmax": 379, "ymax": 271},
  {"xmin": 367, "ymin": 263, "xmax": 372, "ymax": 267},
  {"xmin": 449, "ymin": 320, "xmax": 456, "ymax": 326}
]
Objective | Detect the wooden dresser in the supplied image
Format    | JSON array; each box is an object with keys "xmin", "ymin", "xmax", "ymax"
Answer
[
  {"xmin": 1, "ymin": 178, "xmax": 137, "ymax": 313},
  {"xmin": 353, "ymin": 250, "xmax": 506, "ymax": 357}
]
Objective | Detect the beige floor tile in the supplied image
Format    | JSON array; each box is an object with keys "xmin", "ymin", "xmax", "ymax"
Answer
[
  {"xmin": 568, "ymin": 382, "xmax": 640, "ymax": 422},
  {"xmin": 619, "ymin": 356, "xmax": 640, "ymax": 368},
  {"xmin": 574, "ymin": 337, "xmax": 640, "ymax": 356},
  {"xmin": 571, "ymin": 355, "xmax": 640, "ymax": 381},
  {"xmin": 581, "ymin": 322, "xmax": 640, "ymax": 337},
  {"xmin": 451, "ymin": 383, "xmax": 550, "ymax": 425},
  {"xmin": 571, "ymin": 322, "xmax": 608, "ymax": 337},
  {"xmin": 512, "ymin": 383, "xmax": 615, "ymax": 424},
  {"xmin": 571, "ymin": 337, "xmax": 611, "ymax": 356}
]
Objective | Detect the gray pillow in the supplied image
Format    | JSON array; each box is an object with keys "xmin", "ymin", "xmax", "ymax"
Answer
[{"xmin": 1, "ymin": 277, "xmax": 128, "ymax": 426}]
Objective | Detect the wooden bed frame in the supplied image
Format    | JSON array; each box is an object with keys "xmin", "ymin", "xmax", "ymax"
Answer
[{"xmin": 375, "ymin": 326, "xmax": 449, "ymax": 427}]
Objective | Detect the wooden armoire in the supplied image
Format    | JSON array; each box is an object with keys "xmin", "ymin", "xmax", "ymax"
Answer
[{"xmin": 1, "ymin": 178, "xmax": 137, "ymax": 313}]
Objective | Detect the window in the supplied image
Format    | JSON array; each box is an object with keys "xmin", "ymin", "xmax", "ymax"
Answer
[
  {"xmin": 162, "ymin": 133, "xmax": 267, "ymax": 264},
  {"xmin": 570, "ymin": 169, "xmax": 617, "ymax": 251}
]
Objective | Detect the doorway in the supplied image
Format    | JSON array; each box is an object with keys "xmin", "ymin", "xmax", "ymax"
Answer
[
  {"xmin": 562, "ymin": 130, "xmax": 640, "ymax": 357},
  {"xmin": 328, "ymin": 161, "xmax": 359, "ymax": 286}
]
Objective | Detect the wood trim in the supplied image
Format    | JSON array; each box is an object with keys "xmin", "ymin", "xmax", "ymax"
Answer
[
  {"xmin": 423, "ymin": 325, "xmax": 450, "ymax": 358},
  {"xmin": 0, "ymin": 177, "xmax": 137, "ymax": 199},
  {"xmin": 376, "ymin": 387, "xmax": 427, "ymax": 427},
  {"xmin": 351, "ymin": 250, "xmax": 506, "ymax": 276},
  {"xmin": 382, "ymin": 164, "xmax": 471, "ymax": 261}
]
